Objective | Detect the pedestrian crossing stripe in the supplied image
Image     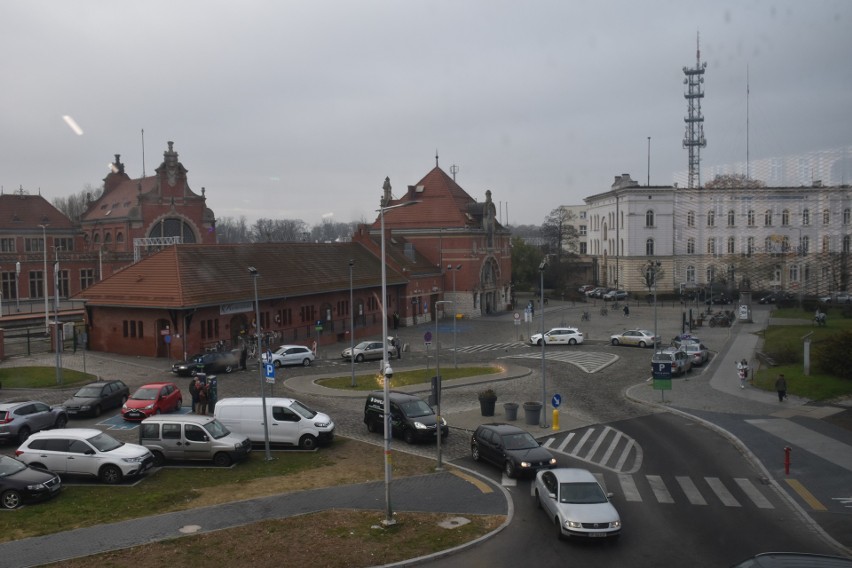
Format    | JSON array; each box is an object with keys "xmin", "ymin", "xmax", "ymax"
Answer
[
  {"xmin": 543, "ymin": 426, "xmax": 643, "ymax": 474},
  {"xmin": 504, "ymin": 351, "xmax": 618, "ymax": 373},
  {"xmin": 451, "ymin": 342, "xmax": 528, "ymax": 353}
]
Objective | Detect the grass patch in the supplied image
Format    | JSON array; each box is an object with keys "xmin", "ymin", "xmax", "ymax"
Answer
[
  {"xmin": 0, "ymin": 366, "xmax": 96, "ymax": 389},
  {"xmin": 1, "ymin": 438, "xmax": 437, "ymax": 543},
  {"xmin": 317, "ymin": 366, "xmax": 502, "ymax": 391}
]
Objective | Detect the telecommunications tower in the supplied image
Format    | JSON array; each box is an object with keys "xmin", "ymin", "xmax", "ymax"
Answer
[{"xmin": 682, "ymin": 35, "xmax": 707, "ymax": 188}]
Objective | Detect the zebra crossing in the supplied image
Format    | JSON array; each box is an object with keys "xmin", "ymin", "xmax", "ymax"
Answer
[
  {"xmin": 505, "ymin": 350, "xmax": 618, "ymax": 373},
  {"xmin": 451, "ymin": 342, "xmax": 528, "ymax": 354},
  {"xmin": 543, "ymin": 426, "xmax": 642, "ymax": 473}
]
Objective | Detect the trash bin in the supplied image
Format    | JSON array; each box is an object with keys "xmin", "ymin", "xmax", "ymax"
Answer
[
  {"xmin": 523, "ymin": 401, "xmax": 542, "ymax": 425},
  {"xmin": 503, "ymin": 402, "xmax": 518, "ymax": 421}
]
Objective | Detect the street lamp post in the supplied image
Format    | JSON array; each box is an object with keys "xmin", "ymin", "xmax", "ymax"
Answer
[
  {"xmin": 15, "ymin": 261, "xmax": 21, "ymax": 312},
  {"xmin": 377, "ymin": 181, "xmax": 419, "ymax": 526},
  {"xmin": 447, "ymin": 264, "xmax": 461, "ymax": 368},
  {"xmin": 434, "ymin": 300, "xmax": 452, "ymax": 470},
  {"xmin": 54, "ymin": 247, "xmax": 63, "ymax": 385},
  {"xmin": 39, "ymin": 224, "xmax": 49, "ymax": 334},
  {"xmin": 248, "ymin": 267, "xmax": 272, "ymax": 461},
  {"xmin": 648, "ymin": 261, "xmax": 661, "ymax": 353},
  {"xmin": 539, "ymin": 257, "xmax": 548, "ymax": 428},
  {"xmin": 349, "ymin": 259, "xmax": 356, "ymax": 388}
]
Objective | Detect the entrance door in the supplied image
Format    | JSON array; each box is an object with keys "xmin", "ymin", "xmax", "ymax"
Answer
[{"xmin": 156, "ymin": 319, "xmax": 171, "ymax": 358}]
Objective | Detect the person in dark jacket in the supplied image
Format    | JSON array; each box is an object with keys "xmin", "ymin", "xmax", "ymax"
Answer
[
  {"xmin": 775, "ymin": 374, "xmax": 787, "ymax": 402},
  {"xmin": 188, "ymin": 377, "xmax": 199, "ymax": 414}
]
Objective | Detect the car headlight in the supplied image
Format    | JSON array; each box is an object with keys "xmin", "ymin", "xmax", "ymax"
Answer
[
  {"xmin": 520, "ymin": 461, "xmax": 531, "ymax": 468},
  {"xmin": 548, "ymin": 457, "xmax": 557, "ymax": 466},
  {"xmin": 413, "ymin": 421, "xmax": 428, "ymax": 430},
  {"xmin": 611, "ymin": 520, "xmax": 621, "ymax": 529},
  {"xmin": 566, "ymin": 520, "xmax": 583, "ymax": 529},
  {"xmin": 144, "ymin": 403, "xmax": 155, "ymax": 410},
  {"xmin": 27, "ymin": 482, "xmax": 47, "ymax": 491},
  {"xmin": 81, "ymin": 404, "xmax": 91, "ymax": 411},
  {"xmin": 122, "ymin": 404, "xmax": 128, "ymax": 410},
  {"xmin": 314, "ymin": 421, "xmax": 331, "ymax": 428},
  {"xmin": 122, "ymin": 456, "xmax": 146, "ymax": 463}
]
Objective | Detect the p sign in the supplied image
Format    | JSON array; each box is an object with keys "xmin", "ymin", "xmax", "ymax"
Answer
[{"xmin": 652, "ymin": 362, "xmax": 672, "ymax": 379}]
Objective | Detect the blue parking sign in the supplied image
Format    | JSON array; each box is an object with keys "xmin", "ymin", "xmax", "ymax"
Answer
[{"xmin": 264, "ymin": 363, "xmax": 276, "ymax": 383}]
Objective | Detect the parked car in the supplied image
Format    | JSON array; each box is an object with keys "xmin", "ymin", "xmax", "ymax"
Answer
[
  {"xmin": 610, "ymin": 329, "xmax": 659, "ymax": 348},
  {"xmin": 139, "ymin": 414, "xmax": 252, "ymax": 467},
  {"xmin": 470, "ymin": 423, "xmax": 556, "ymax": 478},
  {"xmin": 534, "ymin": 468, "xmax": 622, "ymax": 539},
  {"xmin": 121, "ymin": 382, "xmax": 183, "ymax": 421},
  {"xmin": 758, "ymin": 294, "xmax": 777, "ymax": 304},
  {"xmin": 262, "ymin": 345, "xmax": 315, "ymax": 368},
  {"xmin": 0, "ymin": 455, "xmax": 62, "ymax": 509},
  {"xmin": 15, "ymin": 428, "xmax": 154, "ymax": 484},
  {"xmin": 341, "ymin": 340, "xmax": 394, "ymax": 363},
  {"xmin": 172, "ymin": 351, "xmax": 240, "ymax": 377},
  {"xmin": 0, "ymin": 401, "xmax": 68, "ymax": 445},
  {"xmin": 530, "ymin": 327, "xmax": 584, "ymax": 346},
  {"xmin": 651, "ymin": 347, "xmax": 692, "ymax": 376},
  {"xmin": 363, "ymin": 391, "xmax": 448, "ymax": 444},
  {"xmin": 682, "ymin": 342, "xmax": 709, "ymax": 366},
  {"xmin": 62, "ymin": 380, "xmax": 130, "ymax": 418},
  {"xmin": 587, "ymin": 287, "xmax": 610, "ymax": 299},
  {"xmin": 603, "ymin": 289, "xmax": 628, "ymax": 301},
  {"xmin": 836, "ymin": 293, "xmax": 852, "ymax": 303},
  {"xmin": 704, "ymin": 295, "xmax": 731, "ymax": 305},
  {"xmin": 215, "ymin": 397, "xmax": 334, "ymax": 450},
  {"xmin": 577, "ymin": 285, "xmax": 596, "ymax": 294}
]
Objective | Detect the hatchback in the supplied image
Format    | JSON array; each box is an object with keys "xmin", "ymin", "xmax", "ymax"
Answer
[
  {"xmin": 0, "ymin": 455, "xmax": 62, "ymax": 509},
  {"xmin": 121, "ymin": 382, "xmax": 183, "ymax": 421},
  {"xmin": 62, "ymin": 380, "xmax": 130, "ymax": 418},
  {"xmin": 682, "ymin": 342, "xmax": 709, "ymax": 366},
  {"xmin": 0, "ymin": 401, "xmax": 68, "ymax": 445},
  {"xmin": 610, "ymin": 329, "xmax": 658, "ymax": 348},
  {"xmin": 530, "ymin": 327, "xmax": 584, "ymax": 346},
  {"xmin": 534, "ymin": 468, "xmax": 621, "ymax": 539},
  {"xmin": 262, "ymin": 345, "xmax": 315, "ymax": 367},
  {"xmin": 651, "ymin": 348, "xmax": 692, "ymax": 376},
  {"xmin": 16, "ymin": 428, "xmax": 154, "ymax": 484},
  {"xmin": 341, "ymin": 340, "xmax": 393, "ymax": 363},
  {"xmin": 172, "ymin": 351, "xmax": 240, "ymax": 377},
  {"xmin": 471, "ymin": 423, "xmax": 556, "ymax": 478}
]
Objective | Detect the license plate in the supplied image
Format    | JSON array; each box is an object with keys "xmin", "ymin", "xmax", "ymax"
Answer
[{"xmin": 589, "ymin": 532, "xmax": 607, "ymax": 537}]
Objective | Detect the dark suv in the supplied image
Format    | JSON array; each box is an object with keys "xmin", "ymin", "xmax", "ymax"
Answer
[
  {"xmin": 62, "ymin": 380, "xmax": 130, "ymax": 417},
  {"xmin": 363, "ymin": 391, "xmax": 448, "ymax": 444},
  {"xmin": 471, "ymin": 423, "xmax": 556, "ymax": 478}
]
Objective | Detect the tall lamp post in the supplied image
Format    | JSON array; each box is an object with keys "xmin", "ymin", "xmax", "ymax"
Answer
[
  {"xmin": 248, "ymin": 267, "xmax": 272, "ymax": 461},
  {"xmin": 54, "ymin": 248, "xmax": 64, "ymax": 385},
  {"xmin": 434, "ymin": 300, "xmax": 452, "ymax": 470},
  {"xmin": 349, "ymin": 259, "xmax": 356, "ymax": 388},
  {"xmin": 447, "ymin": 264, "xmax": 461, "ymax": 368},
  {"xmin": 38, "ymin": 224, "xmax": 49, "ymax": 334},
  {"xmin": 539, "ymin": 257, "xmax": 548, "ymax": 428},
  {"xmin": 648, "ymin": 261, "xmax": 661, "ymax": 353},
  {"xmin": 377, "ymin": 181, "xmax": 418, "ymax": 526},
  {"xmin": 15, "ymin": 261, "xmax": 21, "ymax": 312}
]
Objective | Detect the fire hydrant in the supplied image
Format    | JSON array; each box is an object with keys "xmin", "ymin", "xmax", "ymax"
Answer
[{"xmin": 784, "ymin": 446, "xmax": 792, "ymax": 475}]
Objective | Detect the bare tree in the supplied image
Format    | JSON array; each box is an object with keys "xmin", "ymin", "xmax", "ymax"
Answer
[
  {"xmin": 540, "ymin": 207, "xmax": 578, "ymax": 263},
  {"xmin": 704, "ymin": 174, "xmax": 765, "ymax": 189},
  {"xmin": 214, "ymin": 216, "xmax": 251, "ymax": 243},
  {"xmin": 53, "ymin": 184, "xmax": 103, "ymax": 222},
  {"xmin": 250, "ymin": 218, "xmax": 309, "ymax": 242}
]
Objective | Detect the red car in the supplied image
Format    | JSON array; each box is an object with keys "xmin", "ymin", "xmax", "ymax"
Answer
[{"xmin": 121, "ymin": 382, "xmax": 183, "ymax": 421}]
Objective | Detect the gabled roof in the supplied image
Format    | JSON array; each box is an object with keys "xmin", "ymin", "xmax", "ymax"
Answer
[
  {"xmin": 82, "ymin": 177, "xmax": 158, "ymax": 222},
  {"xmin": 76, "ymin": 243, "xmax": 407, "ymax": 309},
  {"xmin": 376, "ymin": 167, "xmax": 480, "ymax": 229},
  {"xmin": 0, "ymin": 193, "xmax": 76, "ymax": 231}
]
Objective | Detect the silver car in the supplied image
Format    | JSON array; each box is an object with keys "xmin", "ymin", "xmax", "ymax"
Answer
[
  {"xmin": 341, "ymin": 340, "xmax": 394, "ymax": 363},
  {"xmin": 0, "ymin": 401, "xmax": 68, "ymax": 445},
  {"xmin": 263, "ymin": 345, "xmax": 315, "ymax": 367},
  {"xmin": 682, "ymin": 342, "xmax": 709, "ymax": 366},
  {"xmin": 534, "ymin": 468, "xmax": 622, "ymax": 539}
]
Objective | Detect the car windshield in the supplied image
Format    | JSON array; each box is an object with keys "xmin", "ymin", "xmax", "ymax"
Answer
[
  {"xmin": 205, "ymin": 419, "xmax": 231, "ymax": 439},
  {"xmin": 355, "ymin": 342, "xmax": 372, "ymax": 350},
  {"xmin": 501, "ymin": 432, "xmax": 538, "ymax": 450},
  {"xmin": 559, "ymin": 481, "xmax": 607, "ymax": 504},
  {"xmin": 400, "ymin": 400, "xmax": 433, "ymax": 418},
  {"xmin": 289, "ymin": 400, "xmax": 317, "ymax": 419},
  {"xmin": 74, "ymin": 386, "xmax": 103, "ymax": 398},
  {"xmin": 131, "ymin": 388, "xmax": 159, "ymax": 401},
  {"xmin": 87, "ymin": 432, "xmax": 123, "ymax": 452},
  {"xmin": 0, "ymin": 455, "xmax": 26, "ymax": 477}
]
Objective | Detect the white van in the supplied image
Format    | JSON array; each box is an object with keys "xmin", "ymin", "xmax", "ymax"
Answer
[
  {"xmin": 214, "ymin": 397, "xmax": 334, "ymax": 450},
  {"xmin": 138, "ymin": 414, "xmax": 252, "ymax": 467}
]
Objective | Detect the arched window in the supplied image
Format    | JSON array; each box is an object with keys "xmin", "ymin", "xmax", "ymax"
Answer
[
  {"xmin": 764, "ymin": 210, "xmax": 773, "ymax": 226},
  {"xmin": 645, "ymin": 210, "xmax": 655, "ymax": 227},
  {"xmin": 686, "ymin": 265, "xmax": 695, "ymax": 282},
  {"xmin": 782, "ymin": 236, "xmax": 790, "ymax": 252},
  {"xmin": 645, "ymin": 238, "xmax": 654, "ymax": 256},
  {"xmin": 707, "ymin": 266, "xmax": 716, "ymax": 283},
  {"xmin": 789, "ymin": 264, "xmax": 799, "ymax": 282},
  {"xmin": 781, "ymin": 209, "xmax": 790, "ymax": 226},
  {"xmin": 844, "ymin": 208, "xmax": 851, "ymax": 225},
  {"xmin": 844, "ymin": 235, "xmax": 851, "ymax": 253},
  {"xmin": 104, "ymin": 233, "xmax": 112, "ymax": 244},
  {"xmin": 801, "ymin": 235, "xmax": 809, "ymax": 255},
  {"xmin": 93, "ymin": 233, "xmax": 100, "ymax": 244},
  {"xmin": 116, "ymin": 232, "xmax": 125, "ymax": 243},
  {"xmin": 747, "ymin": 237, "xmax": 755, "ymax": 256},
  {"xmin": 803, "ymin": 208, "xmax": 810, "ymax": 225},
  {"xmin": 707, "ymin": 210, "xmax": 715, "ymax": 227},
  {"xmin": 727, "ymin": 236, "xmax": 735, "ymax": 254},
  {"xmin": 765, "ymin": 237, "xmax": 774, "ymax": 252},
  {"xmin": 707, "ymin": 238, "xmax": 716, "ymax": 255},
  {"xmin": 687, "ymin": 238, "xmax": 695, "ymax": 254},
  {"xmin": 823, "ymin": 210, "xmax": 830, "ymax": 225},
  {"xmin": 823, "ymin": 236, "xmax": 831, "ymax": 253},
  {"xmin": 727, "ymin": 210, "xmax": 735, "ymax": 227},
  {"xmin": 747, "ymin": 210, "xmax": 755, "ymax": 226},
  {"xmin": 147, "ymin": 218, "xmax": 198, "ymax": 243},
  {"xmin": 687, "ymin": 211, "xmax": 695, "ymax": 227}
]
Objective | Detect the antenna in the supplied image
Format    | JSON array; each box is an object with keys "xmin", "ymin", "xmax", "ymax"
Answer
[
  {"xmin": 647, "ymin": 136, "xmax": 651, "ymax": 186},
  {"xmin": 746, "ymin": 65, "xmax": 750, "ymax": 180},
  {"xmin": 450, "ymin": 164, "xmax": 459, "ymax": 181},
  {"xmin": 141, "ymin": 129, "xmax": 146, "ymax": 177},
  {"xmin": 682, "ymin": 32, "xmax": 707, "ymax": 188}
]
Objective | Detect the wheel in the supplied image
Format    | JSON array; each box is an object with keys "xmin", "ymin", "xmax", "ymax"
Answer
[
  {"xmin": 638, "ymin": 341, "xmax": 646, "ymax": 348},
  {"xmin": 299, "ymin": 434, "xmax": 318, "ymax": 451},
  {"xmin": 555, "ymin": 517, "xmax": 564, "ymax": 540},
  {"xmin": 535, "ymin": 489, "xmax": 543, "ymax": 509},
  {"xmin": 224, "ymin": 365, "xmax": 233, "ymax": 374},
  {"xmin": 355, "ymin": 354, "xmax": 365, "ymax": 363},
  {"xmin": 151, "ymin": 450, "xmax": 166, "ymax": 467},
  {"xmin": 611, "ymin": 338, "xmax": 620, "ymax": 346},
  {"xmin": 403, "ymin": 429, "xmax": 416, "ymax": 444},
  {"xmin": 471, "ymin": 442, "xmax": 481, "ymax": 461},
  {"xmin": 568, "ymin": 338, "xmax": 577, "ymax": 345},
  {"xmin": 213, "ymin": 452, "xmax": 232, "ymax": 467},
  {"xmin": 99, "ymin": 464, "xmax": 123, "ymax": 484},
  {"xmin": 93, "ymin": 404, "xmax": 102, "ymax": 417},
  {"xmin": 302, "ymin": 358, "xmax": 312, "ymax": 367},
  {"xmin": 17, "ymin": 427, "xmax": 31, "ymax": 445},
  {"xmin": 54, "ymin": 414, "xmax": 68, "ymax": 429},
  {"xmin": 1, "ymin": 490, "xmax": 22, "ymax": 510},
  {"xmin": 366, "ymin": 419, "xmax": 380, "ymax": 434},
  {"xmin": 273, "ymin": 360, "xmax": 282, "ymax": 368},
  {"xmin": 504, "ymin": 460, "xmax": 516, "ymax": 479},
  {"xmin": 537, "ymin": 339, "xmax": 543, "ymax": 346},
  {"xmin": 174, "ymin": 399, "xmax": 182, "ymax": 412}
]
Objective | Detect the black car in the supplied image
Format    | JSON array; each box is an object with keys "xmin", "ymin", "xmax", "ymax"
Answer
[
  {"xmin": 0, "ymin": 455, "xmax": 62, "ymax": 509},
  {"xmin": 704, "ymin": 295, "xmax": 731, "ymax": 305},
  {"xmin": 363, "ymin": 391, "xmax": 448, "ymax": 444},
  {"xmin": 471, "ymin": 423, "xmax": 556, "ymax": 478},
  {"xmin": 758, "ymin": 294, "xmax": 777, "ymax": 304},
  {"xmin": 62, "ymin": 380, "xmax": 130, "ymax": 417},
  {"xmin": 172, "ymin": 351, "xmax": 240, "ymax": 377}
]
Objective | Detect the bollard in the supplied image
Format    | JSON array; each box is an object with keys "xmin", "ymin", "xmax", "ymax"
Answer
[
  {"xmin": 784, "ymin": 446, "xmax": 792, "ymax": 475},
  {"xmin": 552, "ymin": 409, "xmax": 559, "ymax": 431}
]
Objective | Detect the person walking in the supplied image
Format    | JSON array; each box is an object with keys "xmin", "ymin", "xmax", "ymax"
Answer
[
  {"xmin": 189, "ymin": 376, "xmax": 199, "ymax": 413},
  {"xmin": 623, "ymin": 304, "xmax": 630, "ymax": 318},
  {"xmin": 394, "ymin": 336, "xmax": 402, "ymax": 360},
  {"xmin": 197, "ymin": 380, "xmax": 209, "ymax": 415},
  {"xmin": 775, "ymin": 374, "xmax": 788, "ymax": 402},
  {"xmin": 740, "ymin": 358, "xmax": 749, "ymax": 386},
  {"xmin": 239, "ymin": 340, "xmax": 248, "ymax": 371},
  {"xmin": 736, "ymin": 360, "xmax": 746, "ymax": 389}
]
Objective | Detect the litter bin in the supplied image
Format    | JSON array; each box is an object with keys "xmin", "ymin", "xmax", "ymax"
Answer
[
  {"xmin": 503, "ymin": 402, "xmax": 518, "ymax": 421},
  {"xmin": 523, "ymin": 401, "xmax": 542, "ymax": 425}
]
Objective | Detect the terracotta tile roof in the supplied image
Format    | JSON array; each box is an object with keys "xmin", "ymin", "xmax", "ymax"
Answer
[
  {"xmin": 0, "ymin": 193, "xmax": 76, "ymax": 230},
  {"xmin": 376, "ymin": 167, "xmax": 480, "ymax": 229},
  {"xmin": 76, "ymin": 242, "xmax": 407, "ymax": 308},
  {"xmin": 82, "ymin": 177, "xmax": 159, "ymax": 222}
]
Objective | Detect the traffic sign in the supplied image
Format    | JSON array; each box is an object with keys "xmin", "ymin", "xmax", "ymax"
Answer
[
  {"xmin": 513, "ymin": 312, "xmax": 520, "ymax": 320},
  {"xmin": 652, "ymin": 362, "xmax": 672, "ymax": 379},
  {"xmin": 264, "ymin": 363, "xmax": 276, "ymax": 384},
  {"xmin": 163, "ymin": 335, "xmax": 171, "ymax": 344},
  {"xmin": 424, "ymin": 331, "xmax": 433, "ymax": 342},
  {"xmin": 552, "ymin": 394, "xmax": 562, "ymax": 408}
]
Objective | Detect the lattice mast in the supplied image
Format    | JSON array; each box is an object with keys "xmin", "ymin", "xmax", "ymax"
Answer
[{"xmin": 683, "ymin": 34, "xmax": 707, "ymax": 188}]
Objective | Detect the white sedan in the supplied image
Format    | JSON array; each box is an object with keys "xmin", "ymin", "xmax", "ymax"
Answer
[
  {"xmin": 530, "ymin": 327, "xmax": 584, "ymax": 346},
  {"xmin": 262, "ymin": 345, "xmax": 315, "ymax": 367},
  {"xmin": 534, "ymin": 468, "xmax": 622, "ymax": 540}
]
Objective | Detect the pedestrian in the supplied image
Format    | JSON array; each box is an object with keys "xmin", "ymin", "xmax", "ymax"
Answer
[
  {"xmin": 239, "ymin": 340, "xmax": 248, "ymax": 371},
  {"xmin": 393, "ymin": 311, "xmax": 399, "ymax": 330},
  {"xmin": 394, "ymin": 336, "xmax": 402, "ymax": 360},
  {"xmin": 197, "ymin": 380, "xmax": 209, "ymax": 415},
  {"xmin": 736, "ymin": 360, "xmax": 746, "ymax": 389},
  {"xmin": 740, "ymin": 358, "xmax": 749, "ymax": 384},
  {"xmin": 207, "ymin": 376, "xmax": 218, "ymax": 413},
  {"xmin": 623, "ymin": 304, "xmax": 630, "ymax": 318},
  {"xmin": 775, "ymin": 374, "xmax": 788, "ymax": 402},
  {"xmin": 189, "ymin": 376, "xmax": 199, "ymax": 413}
]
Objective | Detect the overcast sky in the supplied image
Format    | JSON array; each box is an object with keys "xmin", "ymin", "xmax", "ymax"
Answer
[{"xmin": 2, "ymin": 0, "xmax": 850, "ymax": 228}]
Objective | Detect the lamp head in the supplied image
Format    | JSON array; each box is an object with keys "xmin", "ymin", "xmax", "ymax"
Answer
[{"xmin": 248, "ymin": 266, "xmax": 258, "ymax": 276}]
